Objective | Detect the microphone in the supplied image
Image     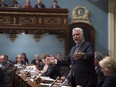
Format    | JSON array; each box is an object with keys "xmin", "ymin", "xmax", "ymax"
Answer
[
  {"xmin": 24, "ymin": 67, "xmax": 31, "ymax": 74},
  {"xmin": 49, "ymin": 77, "xmax": 59, "ymax": 87},
  {"xmin": 31, "ymin": 72, "xmax": 40, "ymax": 79},
  {"xmin": 25, "ymin": 67, "xmax": 33, "ymax": 74},
  {"xmin": 59, "ymin": 78, "xmax": 68, "ymax": 87}
]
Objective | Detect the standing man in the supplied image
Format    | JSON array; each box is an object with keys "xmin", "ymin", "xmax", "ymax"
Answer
[{"xmin": 48, "ymin": 27, "xmax": 97, "ymax": 87}]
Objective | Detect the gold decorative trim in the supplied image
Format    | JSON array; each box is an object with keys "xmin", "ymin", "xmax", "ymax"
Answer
[
  {"xmin": 33, "ymin": 34, "xmax": 40, "ymax": 43},
  {"xmin": 19, "ymin": 17, "xmax": 36, "ymax": 24},
  {"xmin": 13, "ymin": 17, "xmax": 16, "ymax": 24},
  {"xmin": 9, "ymin": 34, "xmax": 17, "ymax": 42},
  {"xmin": 64, "ymin": 18, "xmax": 67, "ymax": 24},
  {"xmin": 0, "ymin": 12, "xmax": 68, "ymax": 16},
  {"xmin": 44, "ymin": 17, "xmax": 61, "ymax": 24},
  {"xmin": 0, "ymin": 16, "xmax": 10, "ymax": 24},
  {"xmin": 72, "ymin": 6, "xmax": 90, "ymax": 23},
  {"xmin": 39, "ymin": 18, "xmax": 41, "ymax": 24}
]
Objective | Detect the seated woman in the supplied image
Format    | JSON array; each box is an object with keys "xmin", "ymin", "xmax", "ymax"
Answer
[
  {"xmin": 24, "ymin": 0, "xmax": 32, "ymax": 8},
  {"xmin": 99, "ymin": 56, "xmax": 116, "ymax": 87},
  {"xmin": 21, "ymin": 53, "xmax": 29, "ymax": 65}
]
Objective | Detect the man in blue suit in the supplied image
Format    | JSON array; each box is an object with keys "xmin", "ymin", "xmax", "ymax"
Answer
[{"xmin": 48, "ymin": 27, "xmax": 97, "ymax": 87}]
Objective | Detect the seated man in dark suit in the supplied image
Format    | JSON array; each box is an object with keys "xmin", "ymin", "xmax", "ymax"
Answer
[
  {"xmin": 94, "ymin": 52, "xmax": 106, "ymax": 87},
  {"xmin": 0, "ymin": 68, "xmax": 5, "ymax": 85},
  {"xmin": 42, "ymin": 55, "xmax": 60, "ymax": 79},
  {"xmin": 0, "ymin": 55, "xmax": 14, "ymax": 85},
  {"xmin": 31, "ymin": 54, "xmax": 42, "ymax": 67},
  {"xmin": 0, "ymin": 0, "xmax": 8, "ymax": 7},
  {"xmin": 51, "ymin": 0, "xmax": 60, "ymax": 8},
  {"xmin": 35, "ymin": 0, "xmax": 45, "ymax": 8}
]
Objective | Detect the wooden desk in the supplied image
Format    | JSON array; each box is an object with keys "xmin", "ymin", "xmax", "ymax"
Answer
[{"xmin": 14, "ymin": 72, "xmax": 38, "ymax": 87}]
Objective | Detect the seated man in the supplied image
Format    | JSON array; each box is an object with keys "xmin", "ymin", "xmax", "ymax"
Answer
[
  {"xmin": 35, "ymin": 0, "xmax": 45, "ymax": 8},
  {"xmin": 31, "ymin": 54, "xmax": 41, "ymax": 65},
  {"xmin": 0, "ymin": 0, "xmax": 8, "ymax": 7},
  {"xmin": 42, "ymin": 55, "xmax": 60, "ymax": 79},
  {"xmin": 0, "ymin": 68, "xmax": 5, "ymax": 85},
  {"xmin": 94, "ymin": 52, "xmax": 106, "ymax": 87},
  {"xmin": 51, "ymin": 0, "xmax": 60, "ymax": 8},
  {"xmin": 0, "ymin": 55, "xmax": 14, "ymax": 85}
]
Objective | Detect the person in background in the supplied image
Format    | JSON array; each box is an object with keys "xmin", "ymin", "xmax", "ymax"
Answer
[
  {"xmin": 0, "ymin": 67, "xmax": 5, "ymax": 85},
  {"xmin": 0, "ymin": 55, "xmax": 14, "ymax": 85},
  {"xmin": 0, "ymin": 55, "xmax": 13, "ymax": 70},
  {"xmin": 47, "ymin": 27, "xmax": 97, "ymax": 87},
  {"xmin": 42, "ymin": 55, "xmax": 60, "ymax": 79},
  {"xmin": 94, "ymin": 52, "xmax": 106, "ymax": 87},
  {"xmin": 41, "ymin": 54, "xmax": 49, "ymax": 74},
  {"xmin": 31, "ymin": 54, "xmax": 41, "ymax": 66},
  {"xmin": 0, "ymin": 0, "xmax": 8, "ymax": 7},
  {"xmin": 55, "ymin": 52, "xmax": 62, "ymax": 60},
  {"xmin": 51, "ymin": 0, "xmax": 60, "ymax": 8},
  {"xmin": 24, "ymin": 0, "xmax": 32, "ymax": 8},
  {"xmin": 35, "ymin": 0, "xmax": 45, "ymax": 8},
  {"xmin": 11, "ymin": 0, "xmax": 20, "ymax": 8},
  {"xmin": 4, "ymin": 55, "xmax": 14, "ymax": 65},
  {"xmin": 99, "ymin": 56, "xmax": 116, "ymax": 87},
  {"xmin": 15, "ymin": 54, "xmax": 26, "ymax": 65},
  {"xmin": 21, "ymin": 53, "xmax": 29, "ymax": 65}
]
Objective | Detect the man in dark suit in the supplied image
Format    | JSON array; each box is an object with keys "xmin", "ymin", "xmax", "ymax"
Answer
[
  {"xmin": 94, "ymin": 52, "xmax": 105, "ymax": 87},
  {"xmin": 0, "ymin": 68, "xmax": 5, "ymax": 85},
  {"xmin": 34, "ymin": 0, "xmax": 45, "ymax": 8},
  {"xmin": 41, "ymin": 55, "xmax": 60, "ymax": 79},
  {"xmin": 31, "ymin": 54, "xmax": 42, "ymax": 66},
  {"xmin": 48, "ymin": 27, "xmax": 97, "ymax": 87},
  {"xmin": 51, "ymin": 0, "xmax": 60, "ymax": 8},
  {"xmin": 0, "ymin": 0, "xmax": 8, "ymax": 7}
]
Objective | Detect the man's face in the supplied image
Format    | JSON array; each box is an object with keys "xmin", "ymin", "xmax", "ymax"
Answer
[
  {"xmin": 72, "ymin": 30, "xmax": 83, "ymax": 44},
  {"xmin": 0, "ymin": 56, "xmax": 6, "ymax": 63},
  {"xmin": 38, "ymin": 0, "xmax": 42, "ymax": 4},
  {"xmin": 35, "ymin": 55, "xmax": 39, "ymax": 60}
]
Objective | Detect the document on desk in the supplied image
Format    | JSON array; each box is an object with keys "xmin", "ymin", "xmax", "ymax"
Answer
[
  {"xmin": 40, "ymin": 76, "xmax": 55, "ymax": 82},
  {"xmin": 40, "ymin": 83, "xmax": 51, "ymax": 86}
]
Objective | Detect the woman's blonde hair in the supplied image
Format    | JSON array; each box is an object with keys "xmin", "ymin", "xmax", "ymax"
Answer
[{"xmin": 99, "ymin": 56, "xmax": 116, "ymax": 72}]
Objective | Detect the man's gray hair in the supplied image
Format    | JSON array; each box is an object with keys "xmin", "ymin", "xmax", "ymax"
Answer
[{"xmin": 72, "ymin": 27, "xmax": 84, "ymax": 35}]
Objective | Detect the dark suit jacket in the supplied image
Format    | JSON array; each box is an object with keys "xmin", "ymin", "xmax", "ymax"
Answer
[
  {"xmin": 42, "ymin": 64, "xmax": 60, "ymax": 79},
  {"xmin": 0, "ymin": 68, "xmax": 5, "ymax": 85},
  {"xmin": 31, "ymin": 59, "xmax": 41, "ymax": 65},
  {"xmin": 57, "ymin": 41, "xmax": 97, "ymax": 87},
  {"xmin": 0, "ymin": 4, "xmax": 8, "ymax": 7},
  {"xmin": 51, "ymin": 5, "xmax": 60, "ymax": 8},
  {"xmin": 34, "ymin": 4, "xmax": 45, "ymax": 8},
  {"xmin": 96, "ymin": 66, "xmax": 105, "ymax": 87},
  {"xmin": 102, "ymin": 71, "xmax": 116, "ymax": 87}
]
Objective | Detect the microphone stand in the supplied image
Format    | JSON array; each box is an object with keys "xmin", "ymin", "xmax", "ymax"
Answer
[{"xmin": 49, "ymin": 77, "xmax": 59, "ymax": 87}]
